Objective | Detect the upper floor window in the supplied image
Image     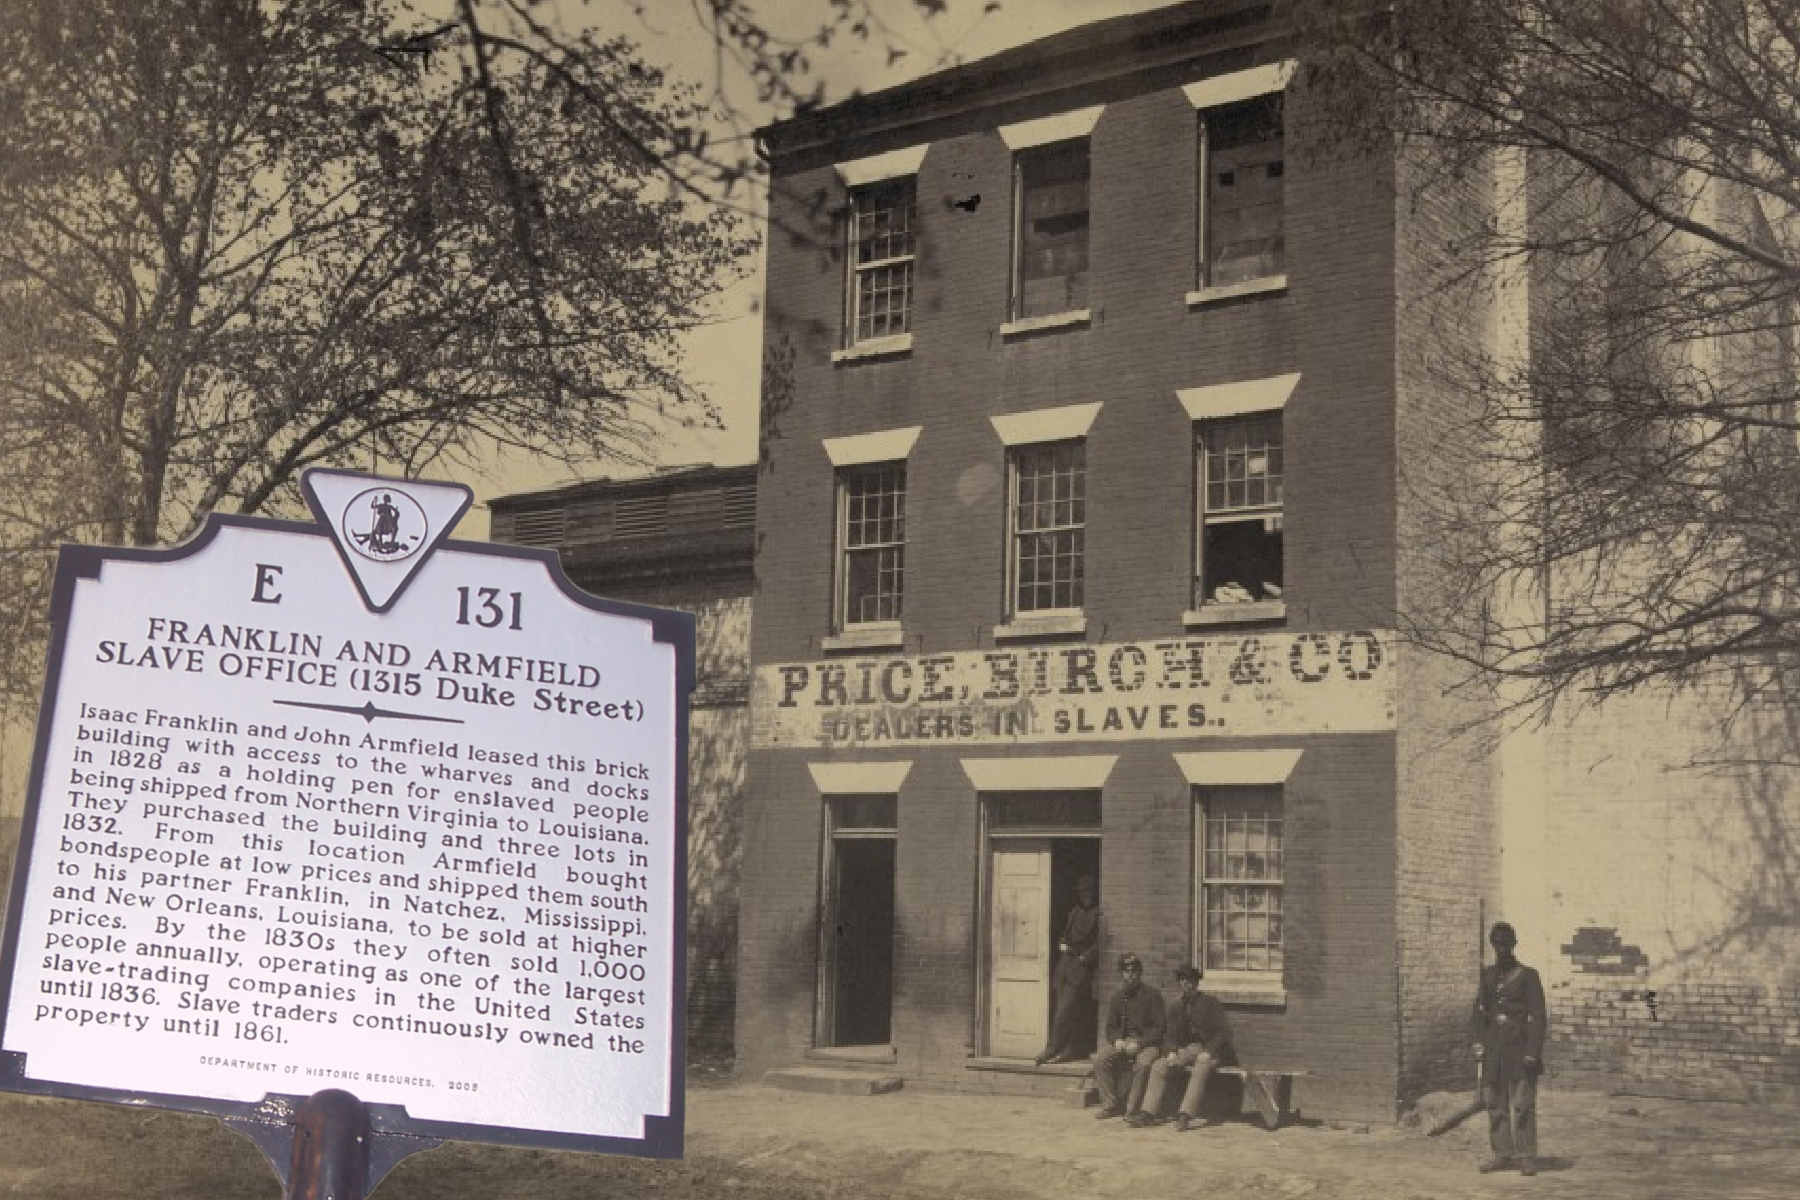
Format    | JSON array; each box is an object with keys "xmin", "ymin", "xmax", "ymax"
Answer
[
  {"xmin": 1009, "ymin": 439, "xmax": 1086, "ymax": 615},
  {"xmin": 1012, "ymin": 140, "xmax": 1090, "ymax": 320},
  {"xmin": 848, "ymin": 178, "xmax": 917, "ymax": 345},
  {"xmin": 837, "ymin": 462, "xmax": 906, "ymax": 628},
  {"xmin": 1198, "ymin": 92, "xmax": 1285, "ymax": 290},
  {"xmin": 1195, "ymin": 413, "xmax": 1283, "ymax": 608}
]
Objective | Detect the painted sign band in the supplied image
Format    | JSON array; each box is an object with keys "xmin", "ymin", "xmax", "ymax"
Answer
[{"xmin": 751, "ymin": 630, "xmax": 1396, "ymax": 749}]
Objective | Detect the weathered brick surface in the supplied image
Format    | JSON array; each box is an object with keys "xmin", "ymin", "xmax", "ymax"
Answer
[
  {"xmin": 1534, "ymin": 682, "xmax": 1800, "ymax": 1099},
  {"xmin": 1551, "ymin": 978, "xmax": 1800, "ymax": 1099},
  {"xmin": 742, "ymin": 17, "xmax": 1435, "ymax": 1123},
  {"xmin": 736, "ymin": 738, "xmax": 1402, "ymax": 1117},
  {"xmin": 1390, "ymin": 140, "xmax": 1505, "ymax": 1101}
]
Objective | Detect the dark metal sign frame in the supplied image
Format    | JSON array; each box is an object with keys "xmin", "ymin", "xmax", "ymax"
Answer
[{"xmin": 0, "ymin": 506, "xmax": 693, "ymax": 1167}]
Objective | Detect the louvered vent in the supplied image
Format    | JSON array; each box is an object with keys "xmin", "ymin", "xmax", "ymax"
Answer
[
  {"xmin": 508, "ymin": 508, "xmax": 565, "ymax": 547},
  {"xmin": 720, "ymin": 482, "xmax": 757, "ymax": 529},
  {"xmin": 561, "ymin": 499, "xmax": 614, "ymax": 545},
  {"xmin": 613, "ymin": 494, "xmax": 667, "ymax": 538}
]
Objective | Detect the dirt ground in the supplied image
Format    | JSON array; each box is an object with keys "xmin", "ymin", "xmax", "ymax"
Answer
[{"xmin": 2, "ymin": 1070, "xmax": 1797, "ymax": 1200}]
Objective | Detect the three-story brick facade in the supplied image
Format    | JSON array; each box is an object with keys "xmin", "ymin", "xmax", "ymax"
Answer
[{"xmin": 739, "ymin": 1, "xmax": 1498, "ymax": 1121}]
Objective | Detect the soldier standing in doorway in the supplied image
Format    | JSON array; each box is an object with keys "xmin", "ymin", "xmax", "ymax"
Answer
[
  {"xmin": 1472, "ymin": 921, "xmax": 1548, "ymax": 1176},
  {"xmin": 1036, "ymin": 874, "xmax": 1101, "ymax": 1065}
]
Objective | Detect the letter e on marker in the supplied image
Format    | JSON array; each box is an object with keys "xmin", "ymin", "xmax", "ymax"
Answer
[{"xmin": 252, "ymin": 563, "xmax": 283, "ymax": 604}]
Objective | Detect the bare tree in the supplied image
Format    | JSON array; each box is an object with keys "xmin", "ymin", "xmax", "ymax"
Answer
[
  {"xmin": 0, "ymin": 0, "xmax": 1003, "ymax": 699},
  {"xmin": 1296, "ymin": 0, "xmax": 1800, "ymax": 718},
  {"xmin": 0, "ymin": 0, "xmax": 761, "ymax": 697}
]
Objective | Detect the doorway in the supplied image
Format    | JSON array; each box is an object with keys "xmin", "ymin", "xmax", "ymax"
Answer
[
  {"xmin": 818, "ymin": 795, "xmax": 896, "ymax": 1048},
  {"xmin": 982, "ymin": 791, "xmax": 1101, "ymax": 1059}
]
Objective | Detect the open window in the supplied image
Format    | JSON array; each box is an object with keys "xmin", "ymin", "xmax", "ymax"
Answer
[{"xmin": 1194, "ymin": 413, "xmax": 1283, "ymax": 609}]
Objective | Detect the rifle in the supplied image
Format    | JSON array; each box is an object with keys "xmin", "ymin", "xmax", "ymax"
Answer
[{"xmin": 1428, "ymin": 898, "xmax": 1486, "ymax": 1137}]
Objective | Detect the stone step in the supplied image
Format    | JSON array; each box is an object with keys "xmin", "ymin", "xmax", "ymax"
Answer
[{"xmin": 764, "ymin": 1066, "xmax": 904, "ymax": 1095}]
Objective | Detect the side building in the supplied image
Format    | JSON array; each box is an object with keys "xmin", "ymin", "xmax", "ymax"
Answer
[
  {"xmin": 489, "ymin": 463, "xmax": 755, "ymax": 1053},
  {"xmin": 739, "ymin": 1, "xmax": 1499, "ymax": 1121}
]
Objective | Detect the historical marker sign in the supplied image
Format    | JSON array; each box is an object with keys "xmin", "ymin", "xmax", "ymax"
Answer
[{"xmin": 0, "ymin": 470, "xmax": 693, "ymax": 1157}]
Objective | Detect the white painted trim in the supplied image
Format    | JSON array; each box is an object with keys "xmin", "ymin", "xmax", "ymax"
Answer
[
  {"xmin": 989, "ymin": 401, "xmax": 1103, "ymax": 447},
  {"xmin": 1176, "ymin": 373, "xmax": 1300, "ymax": 421},
  {"xmin": 1172, "ymin": 749, "xmax": 1303, "ymax": 786},
  {"xmin": 961, "ymin": 755, "xmax": 1118, "ymax": 791},
  {"xmin": 1202, "ymin": 972, "xmax": 1288, "ymax": 1005},
  {"xmin": 998, "ymin": 308, "xmax": 1092, "ymax": 338},
  {"xmin": 834, "ymin": 145, "xmax": 929, "ymax": 187},
  {"xmin": 832, "ymin": 332, "xmax": 914, "ymax": 363},
  {"xmin": 1183, "ymin": 601, "xmax": 1287, "ymax": 628},
  {"xmin": 1185, "ymin": 275, "xmax": 1288, "ymax": 307},
  {"xmin": 820, "ymin": 623, "xmax": 907, "ymax": 653},
  {"xmin": 997, "ymin": 106, "xmax": 1104, "ymax": 150},
  {"xmin": 1182, "ymin": 60, "xmax": 1297, "ymax": 111},
  {"xmin": 808, "ymin": 761, "xmax": 914, "ymax": 795},
  {"xmin": 822, "ymin": 425, "xmax": 923, "ymax": 467},
  {"xmin": 993, "ymin": 613, "xmax": 1088, "ymax": 641}
]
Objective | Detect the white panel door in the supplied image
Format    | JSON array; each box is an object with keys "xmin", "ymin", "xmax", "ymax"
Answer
[{"xmin": 988, "ymin": 841, "xmax": 1052, "ymax": 1058}]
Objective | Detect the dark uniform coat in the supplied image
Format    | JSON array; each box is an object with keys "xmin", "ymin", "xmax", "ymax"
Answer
[
  {"xmin": 1165, "ymin": 989, "xmax": 1235, "ymax": 1063},
  {"xmin": 1103, "ymin": 980, "xmax": 1166, "ymax": 1050},
  {"xmin": 1472, "ymin": 959, "xmax": 1547, "ymax": 1160},
  {"xmin": 1041, "ymin": 900, "xmax": 1101, "ymax": 1059}
]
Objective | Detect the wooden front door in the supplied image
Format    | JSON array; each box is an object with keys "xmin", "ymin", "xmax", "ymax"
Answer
[{"xmin": 987, "ymin": 840, "xmax": 1052, "ymax": 1058}]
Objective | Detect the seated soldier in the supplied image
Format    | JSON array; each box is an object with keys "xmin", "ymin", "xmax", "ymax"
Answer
[
  {"xmin": 1091, "ymin": 952, "xmax": 1165, "ymax": 1120},
  {"xmin": 1132, "ymin": 964, "xmax": 1234, "ymax": 1131}
]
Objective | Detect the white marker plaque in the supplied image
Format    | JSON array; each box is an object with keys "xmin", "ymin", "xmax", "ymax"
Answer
[{"xmin": 0, "ymin": 470, "xmax": 692, "ymax": 1157}]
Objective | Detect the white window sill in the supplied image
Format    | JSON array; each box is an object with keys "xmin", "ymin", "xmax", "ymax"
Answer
[
  {"xmin": 1183, "ymin": 600, "xmax": 1287, "ymax": 628},
  {"xmin": 993, "ymin": 612, "xmax": 1088, "ymax": 641},
  {"xmin": 999, "ymin": 308, "xmax": 1092, "ymax": 338},
  {"xmin": 832, "ymin": 333, "xmax": 913, "ymax": 363},
  {"xmin": 820, "ymin": 623, "xmax": 907, "ymax": 652},
  {"xmin": 1203, "ymin": 974, "xmax": 1288, "ymax": 1007},
  {"xmin": 1186, "ymin": 276, "xmax": 1287, "ymax": 307}
]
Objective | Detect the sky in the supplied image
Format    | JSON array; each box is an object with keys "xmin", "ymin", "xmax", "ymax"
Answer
[{"xmin": 460, "ymin": 0, "xmax": 1181, "ymax": 534}]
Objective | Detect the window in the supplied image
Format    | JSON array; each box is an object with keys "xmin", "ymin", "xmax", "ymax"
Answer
[
  {"xmin": 1199, "ymin": 94, "xmax": 1284, "ymax": 289},
  {"xmin": 1008, "ymin": 440, "xmax": 1086, "ymax": 615},
  {"xmin": 1195, "ymin": 413, "xmax": 1283, "ymax": 607},
  {"xmin": 1197, "ymin": 787, "xmax": 1284, "ymax": 974},
  {"xmin": 847, "ymin": 177, "xmax": 916, "ymax": 344},
  {"xmin": 1012, "ymin": 140, "xmax": 1090, "ymax": 320},
  {"xmin": 837, "ymin": 462, "xmax": 906, "ymax": 627}
]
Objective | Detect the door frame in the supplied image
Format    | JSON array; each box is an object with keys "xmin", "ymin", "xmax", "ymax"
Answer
[
  {"xmin": 815, "ymin": 799, "xmax": 898, "ymax": 1049},
  {"xmin": 974, "ymin": 796, "xmax": 1102, "ymax": 1057}
]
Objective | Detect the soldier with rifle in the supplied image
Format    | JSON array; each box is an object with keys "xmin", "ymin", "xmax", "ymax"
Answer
[{"xmin": 1472, "ymin": 921, "xmax": 1547, "ymax": 1176}]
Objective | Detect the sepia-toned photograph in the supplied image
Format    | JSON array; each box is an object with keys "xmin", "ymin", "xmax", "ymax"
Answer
[{"xmin": 2, "ymin": 2, "xmax": 1798, "ymax": 1197}]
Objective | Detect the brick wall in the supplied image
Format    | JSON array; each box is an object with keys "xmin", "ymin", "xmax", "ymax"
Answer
[
  {"xmin": 736, "ymin": 736, "xmax": 1401, "ymax": 1119},
  {"xmin": 1552, "ymin": 978, "xmax": 1800, "ymax": 1100},
  {"xmin": 754, "ymin": 87, "xmax": 1402, "ymax": 667},
  {"xmin": 1533, "ymin": 681, "xmax": 1800, "ymax": 1098},
  {"xmin": 1390, "ymin": 137, "xmax": 1506, "ymax": 1103},
  {"xmin": 744, "ymin": 33, "xmax": 1413, "ymax": 1121}
]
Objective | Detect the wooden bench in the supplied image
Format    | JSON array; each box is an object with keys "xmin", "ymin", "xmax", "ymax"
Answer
[{"xmin": 1217, "ymin": 1066, "xmax": 1310, "ymax": 1130}]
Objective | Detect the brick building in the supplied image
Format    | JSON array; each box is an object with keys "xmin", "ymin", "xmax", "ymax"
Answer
[
  {"xmin": 489, "ymin": 464, "xmax": 755, "ymax": 1052},
  {"xmin": 737, "ymin": 1, "xmax": 1501, "ymax": 1121}
]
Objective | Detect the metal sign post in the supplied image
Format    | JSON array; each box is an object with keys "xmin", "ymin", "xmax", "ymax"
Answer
[{"xmin": 0, "ymin": 470, "xmax": 693, "ymax": 1191}]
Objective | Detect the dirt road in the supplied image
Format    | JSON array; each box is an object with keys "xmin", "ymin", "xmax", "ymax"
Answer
[{"xmin": 2, "ymin": 1078, "xmax": 1796, "ymax": 1200}]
